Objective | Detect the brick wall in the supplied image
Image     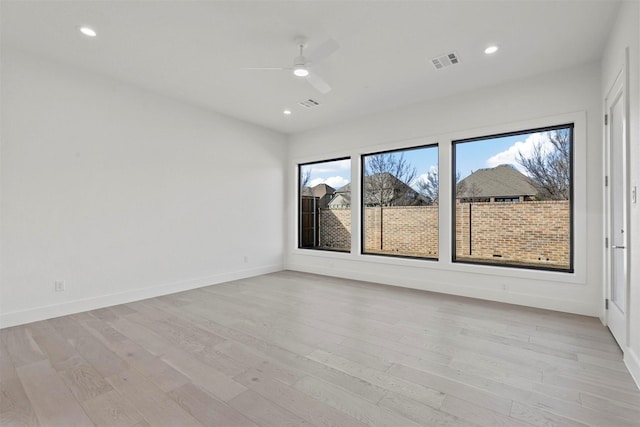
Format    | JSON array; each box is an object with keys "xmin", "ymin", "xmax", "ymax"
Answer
[
  {"xmin": 318, "ymin": 206, "xmax": 439, "ymax": 256},
  {"xmin": 455, "ymin": 200, "xmax": 570, "ymax": 267},
  {"xmin": 319, "ymin": 209, "xmax": 351, "ymax": 250},
  {"xmin": 317, "ymin": 201, "xmax": 570, "ymax": 268},
  {"xmin": 364, "ymin": 206, "xmax": 439, "ymax": 257}
]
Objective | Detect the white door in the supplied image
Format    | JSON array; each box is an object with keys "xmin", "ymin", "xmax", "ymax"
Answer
[{"xmin": 605, "ymin": 67, "xmax": 628, "ymax": 348}]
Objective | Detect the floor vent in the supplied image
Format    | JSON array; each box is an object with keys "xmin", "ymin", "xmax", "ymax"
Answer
[
  {"xmin": 431, "ymin": 52, "xmax": 460, "ymax": 70},
  {"xmin": 299, "ymin": 99, "xmax": 321, "ymax": 109}
]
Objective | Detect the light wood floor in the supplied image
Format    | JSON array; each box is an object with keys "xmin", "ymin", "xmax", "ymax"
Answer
[{"xmin": 2, "ymin": 271, "xmax": 640, "ymax": 427}]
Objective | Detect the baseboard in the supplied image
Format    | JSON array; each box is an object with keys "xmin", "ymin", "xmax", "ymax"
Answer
[
  {"xmin": 0, "ymin": 264, "xmax": 283, "ymax": 329},
  {"xmin": 285, "ymin": 263, "xmax": 596, "ymax": 316},
  {"xmin": 624, "ymin": 348, "xmax": 640, "ymax": 391}
]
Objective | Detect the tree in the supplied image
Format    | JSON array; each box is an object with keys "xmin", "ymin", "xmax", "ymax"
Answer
[
  {"xmin": 416, "ymin": 168, "xmax": 439, "ymax": 205},
  {"xmin": 416, "ymin": 170, "xmax": 485, "ymax": 204},
  {"xmin": 364, "ymin": 153, "xmax": 417, "ymax": 206},
  {"xmin": 455, "ymin": 171, "xmax": 484, "ymax": 202},
  {"xmin": 517, "ymin": 129, "xmax": 570, "ymax": 200},
  {"xmin": 300, "ymin": 167, "xmax": 311, "ymax": 191}
]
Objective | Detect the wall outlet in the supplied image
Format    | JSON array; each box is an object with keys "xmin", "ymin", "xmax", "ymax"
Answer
[
  {"xmin": 243, "ymin": 256, "xmax": 249, "ymax": 263},
  {"xmin": 54, "ymin": 280, "xmax": 65, "ymax": 292}
]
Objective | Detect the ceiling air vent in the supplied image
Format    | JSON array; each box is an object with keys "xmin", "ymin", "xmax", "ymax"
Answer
[
  {"xmin": 299, "ymin": 98, "xmax": 321, "ymax": 109},
  {"xmin": 431, "ymin": 52, "xmax": 460, "ymax": 70}
]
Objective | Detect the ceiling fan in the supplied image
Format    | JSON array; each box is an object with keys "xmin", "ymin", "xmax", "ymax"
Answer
[{"xmin": 242, "ymin": 37, "xmax": 339, "ymax": 94}]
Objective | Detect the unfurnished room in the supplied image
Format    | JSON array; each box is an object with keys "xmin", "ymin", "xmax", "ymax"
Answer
[{"xmin": 1, "ymin": 1, "xmax": 639, "ymax": 426}]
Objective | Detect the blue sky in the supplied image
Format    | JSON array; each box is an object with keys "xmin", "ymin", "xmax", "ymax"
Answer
[{"xmin": 301, "ymin": 131, "xmax": 552, "ymax": 189}]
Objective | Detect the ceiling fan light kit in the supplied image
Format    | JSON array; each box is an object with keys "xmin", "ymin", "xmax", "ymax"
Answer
[
  {"xmin": 293, "ymin": 68, "xmax": 309, "ymax": 77},
  {"xmin": 243, "ymin": 36, "xmax": 339, "ymax": 94},
  {"xmin": 293, "ymin": 41, "xmax": 309, "ymax": 77},
  {"xmin": 293, "ymin": 57, "xmax": 309, "ymax": 77}
]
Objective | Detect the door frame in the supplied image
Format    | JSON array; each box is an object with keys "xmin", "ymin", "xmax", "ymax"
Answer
[{"xmin": 603, "ymin": 49, "xmax": 631, "ymax": 349}]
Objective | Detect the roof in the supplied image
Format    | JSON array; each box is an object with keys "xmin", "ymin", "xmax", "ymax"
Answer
[
  {"xmin": 335, "ymin": 183, "xmax": 351, "ymax": 194},
  {"xmin": 330, "ymin": 173, "xmax": 428, "ymax": 206},
  {"xmin": 457, "ymin": 164, "xmax": 538, "ymax": 198},
  {"xmin": 328, "ymin": 193, "xmax": 351, "ymax": 208},
  {"xmin": 301, "ymin": 183, "xmax": 336, "ymax": 198},
  {"xmin": 335, "ymin": 174, "xmax": 409, "ymax": 193},
  {"xmin": 311, "ymin": 183, "xmax": 335, "ymax": 198}
]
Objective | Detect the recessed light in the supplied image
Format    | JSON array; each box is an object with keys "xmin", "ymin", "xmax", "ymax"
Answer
[
  {"xmin": 283, "ymin": 109, "xmax": 292, "ymax": 115},
  {"xmin": 79, "ymin": 26, "xmax": 97, "ymax": 37},
  {"xmin": 484, "ymin": 45, "xmax": 499, "ymax": 55}
]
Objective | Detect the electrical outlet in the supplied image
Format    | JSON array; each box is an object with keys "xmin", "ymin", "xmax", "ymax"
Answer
[
  {"xmin": 54, "ymin": 280, "xmax": 65, "ymax": 292},
  {"xmin": 243, "ymin": 256, "xmax": 249, "ymax": 263},
  {"xmin": 632, "ymin": 185, "xmax": 637, "ymax": 204}
]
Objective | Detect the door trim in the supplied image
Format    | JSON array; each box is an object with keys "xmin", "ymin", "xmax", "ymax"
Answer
[{"xmin": 603, "ymin": 48, "xmax": 631, "ymax": 349}]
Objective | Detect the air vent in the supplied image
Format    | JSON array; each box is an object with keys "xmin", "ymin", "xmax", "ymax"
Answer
[
  {"xmin": 431, "ymin": 52, "xmax": 460, "ymax": 70},
  {"xmin": 299, "ymin": 99, "xmax": 321, "ymax": 109}
]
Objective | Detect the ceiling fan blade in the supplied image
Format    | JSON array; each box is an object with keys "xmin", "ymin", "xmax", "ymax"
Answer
[
  {"xmin": 306, "ymin": 72, "xmax": 332, "ymax": 94},
  {"xmin": 308, "ymin": 38, "xmax": 339, "ymax": 63},
  {"xmin": 240, "ymin": 67, "xmax": 290, "ymax": 71}
]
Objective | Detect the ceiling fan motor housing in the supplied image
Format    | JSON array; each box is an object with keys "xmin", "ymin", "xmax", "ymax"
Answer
[{"xmin": 293, "ymin": 55, "xmax": 309, "ymax": 76}]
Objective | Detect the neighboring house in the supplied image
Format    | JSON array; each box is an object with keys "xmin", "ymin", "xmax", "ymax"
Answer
[
  {"xmin": 301, "ymin": 183, "xmax": 336, "ymax": 209},
  {"xmin": 456, "ymin": 164, "xmax": 539, "ymax": 202},
  {"xmin": 328, "ymin": 185, "xmax": 351, "ymax": 208},
  {"xmin": 329, "ymin": 173, "xmax": 428, "ymax": 208}
]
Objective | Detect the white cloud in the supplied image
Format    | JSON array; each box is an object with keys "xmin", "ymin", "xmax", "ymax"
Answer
[
  {"xmin": 412, "ymin": 174, "xmax": 428, "ymax": 191},
  {"xmin": 309, "ymin": 176, "xmax": 350, "ymax": 189},
  {"xmin": 486, "ymin": 133, "xmax": 553, "ymax": 174},
  {"xmin": 308, "ymin": 178, "xmax": 324, "ymax": 187},
  {"xmin": 415, "ymin": 173, "xmax": 429, "ymax": 183},
  {"xmin": 416, "ymin": 166, "xmax": 438, "ymax": 182},
  {"xmin": 309, "ymin": 159, "xmax": 351, "ymax": 174},
  {"xmin": 412, "ymin": 166, "xmax": 438, "ymax": 191}
]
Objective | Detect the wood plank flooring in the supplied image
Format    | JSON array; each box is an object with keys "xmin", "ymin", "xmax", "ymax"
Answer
[{"xmin": 2, "ymin": 270, "xmax": 639, "ymax": 427}]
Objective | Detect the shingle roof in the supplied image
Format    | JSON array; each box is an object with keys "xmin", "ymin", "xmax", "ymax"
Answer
[
  {"xmin": 330, "ymin": 173, "xmax": 428, "ymax": 206},
  {"xmin": 328, "ymin": 193, "xmax": 351, "ymax": 207},
  {"xmin": 334, "ymin": 174, "xmax": 409, "ymax": 195},
  {"xmin": 311, "ymin": 183, "xmax": 335, "ymax": 197},
  {"xmin": 330, "ymin": 183, "xmax": 351, "ymax": 206},
  {"xmin": 301, "ymin": 183, "xmax": 336, "ymax": 198},
  {"xmin": 457, "ymin": 164, "xmax": 538, "ymax": 198},
  {"xmin": 335, "ymin": 183, "xmax": 351, "ymax": 193}
]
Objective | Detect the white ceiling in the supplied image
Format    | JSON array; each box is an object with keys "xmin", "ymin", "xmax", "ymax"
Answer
[{"xmin": 1, "ymin": 1, "xmax": 620, "ymax": 134}]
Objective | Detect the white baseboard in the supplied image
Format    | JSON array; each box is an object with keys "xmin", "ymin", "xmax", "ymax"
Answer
[
  {"xmin": 285, "ymin": 263, "xmax": 596, "ymax": 316},
  {"xmin": 625, "ymin": 348, "xmax": 640, "ymax": 391},
  {"xmin": 0, "ymin": 264, "xmax": 282, "ymax": 329}
]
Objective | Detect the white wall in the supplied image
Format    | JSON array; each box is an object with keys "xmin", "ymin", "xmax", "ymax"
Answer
[
  {"xmin": 287, "ymin": 61, "xmax": 603, "ymax": 317},
  {"xmin": 0, "ymin": 48, "xmax": 286, "ymax": 328},
  {"xmin": 601, "ymin": 0, "xmax": 640, "ymax": 387}
]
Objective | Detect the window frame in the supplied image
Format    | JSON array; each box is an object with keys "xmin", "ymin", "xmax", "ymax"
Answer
[
  {"xmin": 451, "ymin": 123, "xmax": 575, "ymax": 273},
  {"xmin": 297, "ymin": 156, "xmax": 352, "ymax": 253},
  {"xmin": 360, "ymin": 143, "xmax": 439, "ymax": 261}
]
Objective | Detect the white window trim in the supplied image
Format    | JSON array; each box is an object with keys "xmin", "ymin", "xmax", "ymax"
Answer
[{"xmin": 291, "ymin": 111, "xmax": 586, "ymax": 285}]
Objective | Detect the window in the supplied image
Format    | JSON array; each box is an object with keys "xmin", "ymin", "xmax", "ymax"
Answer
[
  {"xmin": 298, "ymin": 158, "xmax": 351, "ymax": 252},
  {"xmin": 452, "ymin": 124, "xmax": 573, "ymax": 272},
  {"xmin": 361, "ymin": 145, "xmax": 439, "ymax": 259}
]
